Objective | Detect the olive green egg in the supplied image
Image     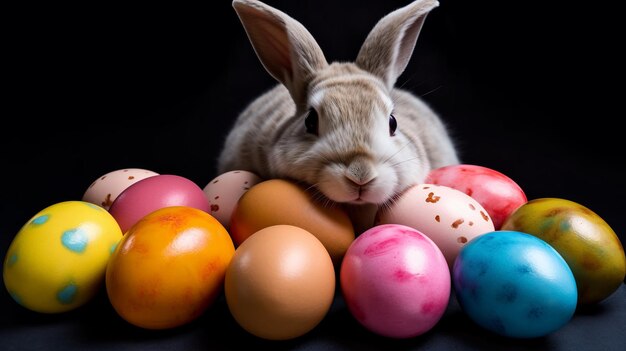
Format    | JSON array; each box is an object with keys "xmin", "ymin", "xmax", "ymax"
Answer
[{"xmin": 502, "ymin": 198, "xmax": 625, "ymax": 304}]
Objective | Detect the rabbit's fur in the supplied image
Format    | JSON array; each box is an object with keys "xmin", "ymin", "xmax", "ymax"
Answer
[{"xmin": 218, "ymin": 0, "xmax": 459, "ymax": 231}]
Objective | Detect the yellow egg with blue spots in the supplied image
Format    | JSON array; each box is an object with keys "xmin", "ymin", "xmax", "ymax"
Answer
[{"xmin": 3, "ymin": 201, "xmax": 123, "ymax": 313}]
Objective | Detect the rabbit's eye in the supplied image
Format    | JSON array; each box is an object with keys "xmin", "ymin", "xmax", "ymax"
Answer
[
  {"xmin": 389, "ymin": 114, "xmax": 397, "ymax": 136},
  {"xmin": 305, "ymin": 108, "xmax": 319, "ymax": 135}
]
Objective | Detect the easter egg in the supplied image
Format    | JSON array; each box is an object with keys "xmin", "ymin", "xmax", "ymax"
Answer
[
  {"xmin": 202, "ymin": 170, "xmax": 262, "ymax": 230},
  {"xmin": 106, "ymin": 206, "xmax": 235, "ymax": 329},
  {"xmin": 501, "ymin": 198, "xmax": 626, "ymax": 304},
  {"xmin": 3, "ymin": 201, "xmax": 123, "ymax": 313},
  {"xmin": 375, "ymin": 184, "xmax": 494, "ymax": 268},
  {"xmin": 82, "ymin": 168, "xmax": 159, "ymax": 210},
  {"xmin": 225, "ymin": 225, "xmax": 335, "ymax": 340},
  {"xmin": 340, "ymin": 224, "xmax": 451, "ymax": 338},
  {"xmin": 109, "ymin": 174, "xmax": 211, "ymax": 233},
  {"xmin": 230, "ymin": 179, "xmax": 354, "ymax": 266},
  {"xmin": 425, "ymin": 164, "xmax": 527, "ymax": 229},
  {"xmin": 453, "ymin": 231, "xmax": 578, "ymax": 338}
]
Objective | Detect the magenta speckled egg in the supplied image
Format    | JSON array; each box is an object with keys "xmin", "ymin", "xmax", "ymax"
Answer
[
  {"xmin": 340, "ymin": 224, "xmax": 450, "ymax": 339},
  {"xmin": 425, "ymin": 164, "xmax": 527, "ymax": 230},
  {"xmin": 109, "ymin": 175, "xmax": 210, "ymax": 233}
]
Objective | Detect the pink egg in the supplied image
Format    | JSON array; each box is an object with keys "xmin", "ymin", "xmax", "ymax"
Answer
[
  {"xmin": 375, "ymin": 184, "xmax": 494, "ymax": 268},
  {"xmin": 340, "ymin": 224, "xmax": 450, "ymax": 339},
  {"xmin": 109, "ymin": 175, "xmax": 210, "ymax": 233},
  {"xmin": 203, "ymin": 170, "xmax": 262, "ymax": 230},
  {"xmin": 82, "ymin": 168, "xmax": 159, "ymax": 210},
  {"xmin": 425, "ymin": 164, "xmax": 527, "ymax": 230}
]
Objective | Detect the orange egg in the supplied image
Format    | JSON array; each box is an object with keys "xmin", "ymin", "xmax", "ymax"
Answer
[
  {"xmin": 225, "ymin": 225, "xmax": 336, "ymax": 340},
  {"xmin": 105, "ymin": 206, "xmax": 235, "ymax": 329},
  {"xmin": 230, "ymin": 179, "xmax": 355, "ymax": 266}
]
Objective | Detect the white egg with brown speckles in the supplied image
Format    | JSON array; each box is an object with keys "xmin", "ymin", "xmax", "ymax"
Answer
[
  {"xmin": 375, "ymin": 184, "xmax": 495, "ymax": 268},
  {"xmin": 83, "ymin": 168, "xmax": 159, "ymax": 210},
  {"xmin": 203, "ymin": 170, "xmax": 262, "ymax": 230}
]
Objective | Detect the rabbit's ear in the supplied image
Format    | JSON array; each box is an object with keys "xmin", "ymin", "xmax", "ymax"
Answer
[
  {"xmin": 356, "ymin": 0, "xmax": 439, "ymax": 90},
  {"xmin": 233, "ymin": 0, "xmax": 328, "ymax": 107}
]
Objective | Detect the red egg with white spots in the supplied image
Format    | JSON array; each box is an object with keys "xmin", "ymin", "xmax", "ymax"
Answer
[{"xmin": 425, "ymin": 164, "xmax": 527, "ymax": 230}]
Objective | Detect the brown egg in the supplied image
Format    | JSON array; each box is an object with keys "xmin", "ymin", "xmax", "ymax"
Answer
[
  {"xmin": 225, "ymin": 225, "xmax": 336, "ymax": 340},
  {"xmin": 230, "ymin": 179, "xmax": 354, "ymax": 266}
]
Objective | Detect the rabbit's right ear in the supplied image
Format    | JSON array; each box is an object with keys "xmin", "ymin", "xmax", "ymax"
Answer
[
  {"xmin": 356, "ymin": 0, "xmax": 439, "ymax": 90},
  {"xmin": 233, "ymin": 0, "xmax": 328, "ymax": 109}
]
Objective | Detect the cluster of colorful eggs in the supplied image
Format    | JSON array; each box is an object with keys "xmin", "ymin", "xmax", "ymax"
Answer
[{"xmin": 3, "ymin": 164, "xmax": 625, "ymax": 340}]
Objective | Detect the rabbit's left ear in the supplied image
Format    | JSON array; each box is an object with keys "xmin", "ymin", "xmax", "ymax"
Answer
[{"xmin": 356, "ymin": 0, "xmax": 439, "ymax": 90}]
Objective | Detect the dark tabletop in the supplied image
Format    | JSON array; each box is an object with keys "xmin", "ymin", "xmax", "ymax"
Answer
[{"xmin": 2, "ymin": 1, "xmax": 624, "ymax": 350}]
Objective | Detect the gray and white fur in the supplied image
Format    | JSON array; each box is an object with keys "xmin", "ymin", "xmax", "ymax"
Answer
[{"xmin": 218, "ymin": 0, "xmax": 459, "ymax": 230}]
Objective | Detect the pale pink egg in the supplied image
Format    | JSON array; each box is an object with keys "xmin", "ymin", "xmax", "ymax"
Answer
[
  {"xmin": 425, "ymin": 164, "xmax": 527, "ymax": 229},
  {"xmin": 203, "ymin": 170, "xmax": 262, "ymax": 230},
  {"xmin": 340, "ymin": 224, "xmax": 450, "ymax": 339},
  {"xmin": 82, "ymin": 168, "xmax": 159, "ymax": 210},
  {"xmin": 375, "ymin": 184, "xmax": 494, "ymax": 268}
]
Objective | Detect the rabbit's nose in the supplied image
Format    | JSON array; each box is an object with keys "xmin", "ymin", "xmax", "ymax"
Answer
[
  {"xmin": 345, "ymin": 173, "xmax": 375, "ymax": 187},
  {"xmin": 345, "ymin": 160, "xmax": 377, "ymax": 186}
]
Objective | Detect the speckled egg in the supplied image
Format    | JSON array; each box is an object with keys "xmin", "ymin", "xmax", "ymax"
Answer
[
  {"xmin": 453, "ymin": 231, "xmax": 578, "ymax": 338},
  {"xmin": 3, "ymin": 201, "xmax": 123, "ymax": 313},
  {"xmin": 203, "ymin": 170, "xmax": 262, "ymax": 230},
  {"xmin": 425, "ymin": 164, "xmax": 527, "ymax": 230},
  {"xmin": 82, "ymin": 168, "xmax": 159, "ymax": 210},
  {"xmin": 340, "ymin": 224, "xmax": 451, "ymax": 339},
  {"xmin": 375, "ymin": 184, "xmax": 495, "ymax": 268},
  {"xmin": 501, "ymin": 198, "xmax": 626, "ymax": 304}
]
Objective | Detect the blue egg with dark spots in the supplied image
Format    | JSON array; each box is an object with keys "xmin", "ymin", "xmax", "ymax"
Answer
[{"xmin": 452, "ymin": 231, "xmax": 577, "ymax": 338}]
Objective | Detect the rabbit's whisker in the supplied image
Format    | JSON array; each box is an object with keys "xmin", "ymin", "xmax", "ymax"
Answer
[
  {"xmin": 379, "ymin": 189, "xmax": 402, "ymax": 214},
  {"xmin": 304, "ymin": 179, "xmax": 334, "ymax": 207},
  {"xmin": 382, "ymin": 140, "xmax": 412, "ymax": 165},
  {"xmin": 419, "ymin": 85, "xmax": 442, "ymax": 98},
  {"xmin": 390, "ymin": 156, "xmax": 421, "ymax": 167}
]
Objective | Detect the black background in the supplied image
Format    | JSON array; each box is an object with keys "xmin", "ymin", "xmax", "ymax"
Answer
[{"xmin": 2, "ymin": 1, "xmax": 624, "ymax": 350}]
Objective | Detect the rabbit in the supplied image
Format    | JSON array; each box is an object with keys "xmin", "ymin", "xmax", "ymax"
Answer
[{"xmin": 218, "ymin": 0, "xmax": 459, "ymax": 233}]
